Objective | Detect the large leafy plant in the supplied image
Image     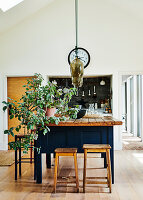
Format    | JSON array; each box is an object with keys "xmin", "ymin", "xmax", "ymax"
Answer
[{"xmin": 3, "ymin": 73, "xmax": 78, "ymax": 152}]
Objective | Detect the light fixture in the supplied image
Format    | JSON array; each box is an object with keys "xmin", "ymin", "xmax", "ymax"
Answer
[
  {"xmin": 68, "ymin": 0, "xmax": 90, "ymax": 88},
  {"xmin": 70, "ymin": 57, "xmax": 84, "ymax": 87},
  {"xmin": 100, "ymin": 79, "xmax": 105, "ymax": 86}
]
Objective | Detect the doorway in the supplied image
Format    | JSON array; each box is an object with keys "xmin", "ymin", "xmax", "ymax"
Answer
[
  {"xmin": 7, "ymin": 76, "xmax": 33, "ymax": 144},
  {"xmin": 122, "ymin": 75, "xmax": 143, "ymax": 150}
]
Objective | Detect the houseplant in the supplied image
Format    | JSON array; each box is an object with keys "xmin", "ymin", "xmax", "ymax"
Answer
[{"xmin": 2, "ymin": 73, "xmax": 79, "ymax": 152}]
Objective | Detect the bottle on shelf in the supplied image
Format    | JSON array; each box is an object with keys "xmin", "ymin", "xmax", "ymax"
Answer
[
  {"xmin": 108, "ymin": 108, "xmax": 112, "ymax": 113},
  {"xmin": 76, "ymin": 89, "xmax": 79, "ymax": 96}
]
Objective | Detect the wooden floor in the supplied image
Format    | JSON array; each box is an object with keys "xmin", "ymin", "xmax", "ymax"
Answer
[{"xmin": 0, "ymin": 150, "xmax": 143, "ymax": 200}]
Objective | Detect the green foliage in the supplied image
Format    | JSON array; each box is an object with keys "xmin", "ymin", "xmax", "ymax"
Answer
[{"xmin": 2, "ymin": 73, "xmax": 79, "ymax": 153}]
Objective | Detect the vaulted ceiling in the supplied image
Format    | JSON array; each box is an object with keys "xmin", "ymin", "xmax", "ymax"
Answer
[
  {"xmin": 0, "ymin": 0, "xmax": 55, "ymax": 34},
  {"xmin": 108, "ymin": 0, "xmax": 143, "ymax": 21},
  {"xmin": 0, "ymin": 0, "xmax": 143, "ymax": 35}
]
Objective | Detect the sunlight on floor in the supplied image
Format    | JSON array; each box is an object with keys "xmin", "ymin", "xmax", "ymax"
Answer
[
  {"xmin": 122, "ymin": 141, "xmax": 129, "ymax": 145},
  {"xmin": 132, "ymin": 153, "xmax": 143, "ymax": 164}
]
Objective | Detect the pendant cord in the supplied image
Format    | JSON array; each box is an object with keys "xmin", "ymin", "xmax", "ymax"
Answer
[{"xmin": 75, "ymin": 0, "xmax": 78, "ymax": 49}]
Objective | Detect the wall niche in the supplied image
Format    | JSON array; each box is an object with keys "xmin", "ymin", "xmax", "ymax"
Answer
[{"xmin": 49, "ymin": 76, "xmax": 112, "ymax": 111}]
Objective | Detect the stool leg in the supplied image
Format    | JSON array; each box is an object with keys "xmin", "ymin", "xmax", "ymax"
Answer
[
  {"xmin": 106, "ymin": 149, "xmax": 112, "ymax": 193},
  {"xmin": 106, "ymin": 150, "xmax": 109, "ymax": 188},
  {"xmin": 30, "ymin": 141, "xmax": 32, "ymax": 164},
  {"xmin": 53, "ymin": 152, "xmax": 56, "ymax": 158},
  {"xmin": 83, "ymin": 149, "xmax": 87, "ymax": 193},
  {"xmin": 15, "ymin": 147, "xmax": 17, "ymax": 180},
  {"xmin": 15, "ymin": 135, "xmax": 17, "ymax": 180},
  {"xmin": 19, "ymin": 138, "xmax": 21, "ymax": 177},
  {"xmin": 34, "ymin": 140, "xmax": 37, "ymax": 180},
  {"xmin": 74, "ymin": 153, "xmax": 79, "ymax": 192},
  {"xmin": 46, "ymin": 153, "xmax": 51, "ymax": 168},
  {"xmin": 57, "ymin": 156, "xmax": 59, "ymax": 176},
  {"xmin": 54, "ymin": 153, "xmax": 58, "ymax": 193}
]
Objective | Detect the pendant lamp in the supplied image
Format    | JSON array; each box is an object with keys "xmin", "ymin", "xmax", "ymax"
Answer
[{"xmin": 68, "ymin": 0, "xmax": 90, "ymax": 88}]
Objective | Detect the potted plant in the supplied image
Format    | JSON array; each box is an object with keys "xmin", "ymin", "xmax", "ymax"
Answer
[{"xmin": 2, "ymin": 73, "xmax": 79, "ymax": 152}]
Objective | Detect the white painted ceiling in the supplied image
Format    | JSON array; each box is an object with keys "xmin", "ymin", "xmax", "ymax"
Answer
[
  {"xmin": 0, "ymin": 0, "xmax": 143, "ymax": 35},
  {"xmin": 0, "ymin": 0, "xmax": 55, "ymax": 34},
  {"xmin": 108, "ymin": 0, "xmax": 143, "ymax": 21}
]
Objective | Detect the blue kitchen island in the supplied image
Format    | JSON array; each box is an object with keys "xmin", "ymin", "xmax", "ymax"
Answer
[{"xmin": 34, "ymin": 116, "xmax": 122, "ymax": 184}]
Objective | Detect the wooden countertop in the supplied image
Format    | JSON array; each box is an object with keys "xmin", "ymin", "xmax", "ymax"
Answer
[{"xmin": 48, "ymin": 116, "xmax": 123, "ymax": 127}]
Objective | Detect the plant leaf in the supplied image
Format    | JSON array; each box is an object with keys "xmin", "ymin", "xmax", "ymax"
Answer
[{"xmin": 3, "ymin": 106, "xmax": 7, "ymax": 111}]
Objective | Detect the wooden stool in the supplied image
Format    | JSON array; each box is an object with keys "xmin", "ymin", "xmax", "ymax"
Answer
[
  {"xmin": 54, "ymin": 148, "xmax": 79, "ymax": 193},
  {"xmin": 83, "ymin": 144, "xmax": 112, "ymax": 193},
  {"xmin": 15, "ymin": 135, "xmax": 34, "ymax": 180}
]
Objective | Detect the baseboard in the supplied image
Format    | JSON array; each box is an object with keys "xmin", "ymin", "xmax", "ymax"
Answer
[
  {"xmin": 0, "ymin": 144, "xmax": 122, "ymax": 151},
  {"xmin": 114, "ymin": 143, "xmax": 122, "ymax": 150},
  {"xmin": 0, "ymin": 143, "xmax": 8, "ymax": 150}
]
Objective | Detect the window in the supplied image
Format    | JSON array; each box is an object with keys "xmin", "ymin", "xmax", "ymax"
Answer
[{"xmin": 0, "ymin": 0, "xmax": 24, "ymax": 12}]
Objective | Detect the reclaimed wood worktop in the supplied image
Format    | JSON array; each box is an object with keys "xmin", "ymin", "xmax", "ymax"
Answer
[{"xmin": 48, "ymin": 116, "xmax": 122, "ymax": 126}]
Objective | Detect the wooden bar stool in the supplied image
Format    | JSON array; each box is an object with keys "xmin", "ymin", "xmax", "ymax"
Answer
[
  {"xmin": 54, "ymin": 148, "xmax": 79, "ymax": 193},
  {"xmin": 15, "ymin": 135, "xmax": 34, "ymax": 180},
  {"xmin": 83, "ymin": 144, "xmax": 112, "ymax": 193}
]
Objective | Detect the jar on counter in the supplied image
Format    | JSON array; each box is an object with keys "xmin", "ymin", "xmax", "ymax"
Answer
[
  {"xmin": 94, "ymin": 103, "xmax": 98, "ymax": 109},
  {"xmin": 100, "ymin": 100, "xmax": 105, "ymax": 108}
]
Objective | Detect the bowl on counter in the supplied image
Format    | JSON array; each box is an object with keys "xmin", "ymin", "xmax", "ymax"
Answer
[{"xmin": 76, "ymin": 109, "xmax": 86, "ymax": 119}]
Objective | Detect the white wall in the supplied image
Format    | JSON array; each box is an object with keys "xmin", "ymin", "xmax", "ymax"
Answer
[{"xmin": 0, "ymin": 0, "xmax": 143, "ymax": 150}]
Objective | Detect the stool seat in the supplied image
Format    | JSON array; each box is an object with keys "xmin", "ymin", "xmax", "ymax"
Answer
[
  {"xmin": 16, "ymin": 134, "xmax": 28, "ymax": 138},
  {"xmin": 55, "ymin": 148, "xmax": 78, "ymax": 153},
  {"xmin": 83, "ymin": 144, "xmax": 111, "ymax": 149}
]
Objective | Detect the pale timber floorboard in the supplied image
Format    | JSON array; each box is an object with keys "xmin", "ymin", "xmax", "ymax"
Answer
[{"xmin": 0, "ymin": 151, "xmax": 143, "ymax": 200}]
